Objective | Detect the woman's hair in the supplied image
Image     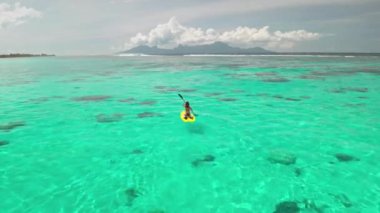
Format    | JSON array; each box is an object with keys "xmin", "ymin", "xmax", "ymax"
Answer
[{"xmin": 185, "ymin": 101, "xmax": 190, "ymax": 106}]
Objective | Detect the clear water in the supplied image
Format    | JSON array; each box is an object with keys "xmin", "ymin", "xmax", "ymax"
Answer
[{"xmin": 0, "ymin": 55, "xmax": 379, "ymax": 212}]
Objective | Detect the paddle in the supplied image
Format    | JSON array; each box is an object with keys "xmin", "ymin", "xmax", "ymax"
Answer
[{"xmin": 178, "ymin": 94, "xmax": 198, "ymax": 116}]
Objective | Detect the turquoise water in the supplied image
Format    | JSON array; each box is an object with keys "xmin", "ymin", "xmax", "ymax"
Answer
[{"xmin": 0, "ymin": 55, "xmax": 379, "ymax": 212}]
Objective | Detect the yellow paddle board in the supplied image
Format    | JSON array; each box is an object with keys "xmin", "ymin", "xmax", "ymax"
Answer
[{"xmin": 180, "ymin": 111, "xmax": 196, "ymax": 123}]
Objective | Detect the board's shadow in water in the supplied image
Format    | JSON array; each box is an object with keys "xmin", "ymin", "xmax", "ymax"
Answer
[{"xmin": 187, "ymin": 123, "xmax": 205, "ymax": 135}]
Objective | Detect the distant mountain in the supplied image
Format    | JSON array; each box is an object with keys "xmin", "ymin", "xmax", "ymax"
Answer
[{"xmin": 120, "ymin": 42, "xmax": 273, "ymax": 55}]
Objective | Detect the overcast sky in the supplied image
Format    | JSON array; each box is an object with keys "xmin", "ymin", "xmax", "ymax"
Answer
[{"xmin": 0, "ymin": 0, "xmax": 379, "ymax": 55}]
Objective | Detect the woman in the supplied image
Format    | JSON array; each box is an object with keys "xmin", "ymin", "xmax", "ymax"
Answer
[{"xmin": 183, "ymin": 101, "xmax": 194, "ymax": 120}]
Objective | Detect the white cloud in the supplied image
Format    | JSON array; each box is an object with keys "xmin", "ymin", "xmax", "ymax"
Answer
[
  {"xmin": 125, "ymin": 17, "xmax": 320, "ymax": 50},
  {"xmin": 0, "ymin": 2, "xmax": 41, "ymax": 29}
]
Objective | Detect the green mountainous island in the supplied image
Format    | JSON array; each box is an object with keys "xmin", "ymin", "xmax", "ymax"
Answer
[
  {"xmin": 120, "ymin": 42, "xmax": 273, "ymax": 55},
  {"xmin": 119, "ymin": 42, "xmax": 380, "ymax": 56}
]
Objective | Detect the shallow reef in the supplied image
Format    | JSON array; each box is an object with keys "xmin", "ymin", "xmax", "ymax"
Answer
[
  {"xmin": 267, "ymin": 150, "xmax": 297, "ymax": 165},
  {"xmin": 96, "ymin": 113, "xmax": 124, "ymax": 123},
  {"xmin": 294, "ymin": 168, "xmax": 302, "ymax": 177},
  {"xmin": 192, "ymin": 154, "xmax": 215, "ymax": 167},
  {"xmin": 125, "ymin": 187, "xmax": 140, "ymax": 206},
  {"xmin": 0, "ymin": 140, "xmax": 10, "ymax": 146},
  {"xmin": 334, "ymin": 153, "xmax": 360, "ymax": 162},
  {"xmin": 274, "ymin": 201, "xmax": 300, "ymax": 213},
  {"xmin": 357, "ymin": 96, "xmax": 367, "ymax": 99},
  {"xmin": 0, "ymin": 121, "xmax": 26, "ymax": 132},
  {"xmin": 179, "ymin": 89, "xmax": 197, "ymax": 93},
  {"xmin": 72, "ymin": 95, "xmax": 111, "ymax": 102},
  {"xmin": 331, "ymin": 193, "xmax": 353, "ymax": 208},
  {"xmin": 274, "ymin": 199, "xmax": 329, "ymax": 213},
  {"xmin": 118, "ymin": 98, "xmax": 135, "ymax": 103},
  {"xmin": 130, "ymin": 149, "xmax": 144, "ymax": 154},
  {"xmin": 329, "ymin": 87, "xmax": 368, "ymax": 94},
  {"xmin": 219, "ymin": 98, "xmax": 237, "ymax": 102},
  {"xmin": 285, "ymin": 98, "xmax": 302, "ymax": 102}
]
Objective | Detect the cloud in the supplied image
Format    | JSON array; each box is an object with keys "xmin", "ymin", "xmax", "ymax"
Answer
[
  {"xmin": 0, "ymin": 3, "xmax": 41, "ymax": 29},
  {"xmin": 125, "ymin": 17, "xmax": 320, "ymax": 50}
]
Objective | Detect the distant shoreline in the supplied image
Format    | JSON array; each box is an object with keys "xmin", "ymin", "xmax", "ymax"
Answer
[{"xmin": 0, "ymin": 53, "xmax": 55, "ymax": 58}]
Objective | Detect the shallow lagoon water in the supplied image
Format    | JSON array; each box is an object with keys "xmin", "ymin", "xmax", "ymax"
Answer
[{"xmin": 0, "ymin": 55, "xmax": 380, "ymax": 212}]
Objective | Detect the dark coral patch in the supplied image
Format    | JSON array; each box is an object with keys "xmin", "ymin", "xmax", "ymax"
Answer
[
  {"xmin": 219, "ymin": 98, "xmax": 237, "ymax": 102},
  {"xmin": 273, "ymin": 95, "xmax": 284, "ymax": 99},
  {"xmin": 335, "ymin": 153, "xmax": 359, "ymax": 162},
  {"xmin": 137, "ymin": 112, "xmax": 162, "ymax": 118},
  {"xmin": 330, "ymin": 88, "xmax": 346, "ymax": 93},
  {"xmin": 0, "ymin": 140, "xmax": 9, "ymax": 146},
  {"xmin": 267, "ymin": 151, "xmax": 297, "ymax": 165},
  {"xmin": 262, "ymin": 77, "xmax": 290, "ymax": 83},
  {"xmin": 249, "ymin": 93, "xmax": 270, "ymax": 97},
  {"xmin": 285, "ymin": 98, "xmax": 302, "ymax": 102},
  {"xmin": 310, "ymin": 70, "xmax": 356, "ymax": 77},
  {"xmin": 125, "ymin": 187, "xmax": 139, "ymax": 206},
  {"xmin": 334, "ymin": 194, "xmax": 352, "ymax": 208},
  {"xmin": 130, "ymin": 149, "xmax": 144, "ymax": 154},
  {"xmin": 298, "ymin": 75, "xmax": 325, "ymax": 80},
  {"xmin": 204, "ymin": 92, "xmax": 223, "ymax": 97},
  {"xmin": 72, "ymin": 95, "xmax": 111, "ymax": 102},
  {"xmin": 139, "ymin": 100, "xmax": 157, "ymax": 105},
  {"xmin": 192, "ymin": 160, "xmax": 202, "ymax": 167},
  {"xmin": 0, "ymin": 121, "xmax": 26, "ymax": 132},
  {"xmin": 274, "ymin": 201, "xmax": 300, "ymax": 213},
  {"xmin": 96, "ymin": 114, "xmax": 124, "ymax": 123},
  {"xmin": 344, "ymin": 103, "xmax": 365, "ymax": 108},
  {"xmin": 179, "ymin": 89, "xmax": 197, "ymax": 93},
  {"xmin": 348, "ymin": 87, "xmax": 368, "ymax": 93},
  {"xmin": 192, "ymin": 155, "xmax": 215, "ymax": 167},
  {"xmin": 294, "ymin": 168, "xmax": 302, "ymax": 177},
  {"xmin": 119, "ymin": 98, "xmax": 135, "ymax": 103},
  {"xmin": 329, "ymin": 87, "xmax": 368, "ymax": 94},
  {"xmin": 203, "ymin": 155, "xmax": 215, "ymax": 162},
  {"xmin": 271, "ymin": 95, "xmax": 303, "ymax": 101},
  {"xmin": 255, "ymin": 72, "xmax": 278, "ymax": 77}
]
